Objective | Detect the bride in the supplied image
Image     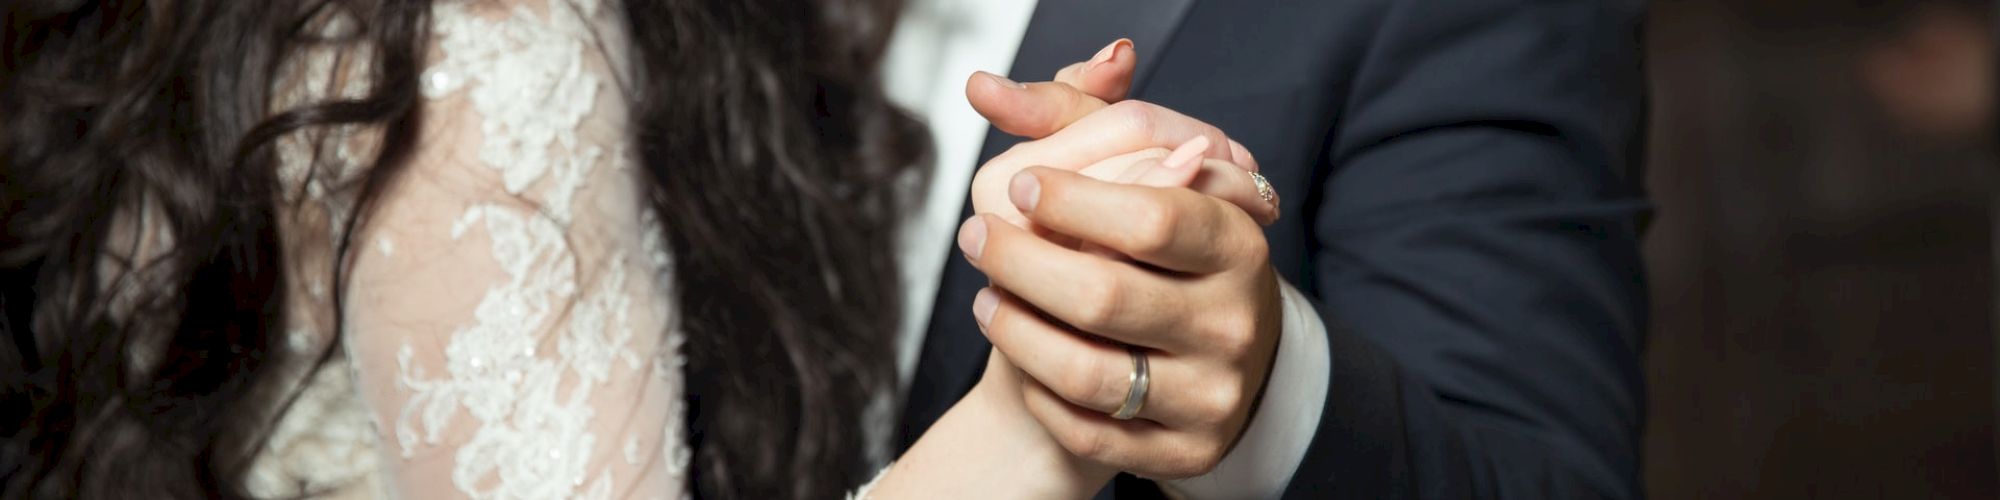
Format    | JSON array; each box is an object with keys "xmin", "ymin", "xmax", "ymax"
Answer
[{"xmin": 0, "ymin": 0, "xmax": 1265, "ymax": 498}]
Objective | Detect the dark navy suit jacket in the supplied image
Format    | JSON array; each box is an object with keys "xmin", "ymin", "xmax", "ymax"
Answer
[{"xmin": 898, "ymin": 0, "xmax": 1651, "ymax": 498}]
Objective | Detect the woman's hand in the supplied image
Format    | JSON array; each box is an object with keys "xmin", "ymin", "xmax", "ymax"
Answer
[
  {"xmin": 864, "ymin": 40, "xmax": 1280, "ymax": 498},
  {"xmin": 960, "ymin": 41, "xmax": 1275, "ymax": 231}
]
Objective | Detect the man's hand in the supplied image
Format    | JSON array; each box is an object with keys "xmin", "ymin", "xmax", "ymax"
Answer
[
  {"xmin": 962, "ymin": 42, "xmax": 1286, "ymax": 479},
  {"xmin": 960, "ymin": 167, "xmax": 1282, "ymax": 479}
]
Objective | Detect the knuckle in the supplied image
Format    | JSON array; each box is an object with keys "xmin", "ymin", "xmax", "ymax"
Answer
[
  {"xmin": 1235, "ymin": 220, "xmax": 1271, "ymax": 261},
  {"xmin": 1121, "ymin": 201, "xmax": 1180, "ymax": 256},
  {"xmin": 1074, "ymin": 275, "xmax": 1125, "ymax": 332},
  {"xmin": 1192, "ymin": 381, "xmax": 1247, "ymax": 427},
  {"xmin": 1104, "ymin": 100, "xmax": 1158, "ymax": 140},
  {"xmin": 1061, "ymin": 350, "xmax": 1111, "ymax": 406},
  {"xmin": 1103, "ymin": 99, "xmax": 1146, "ymax": 117},
  {"xmin": 1054, "ymin": 423, "xmax": 1110, "ymax": 461},
  {"xmin": 1200, "ymin": 305, "xmax": 1260, "ymax": 359}
]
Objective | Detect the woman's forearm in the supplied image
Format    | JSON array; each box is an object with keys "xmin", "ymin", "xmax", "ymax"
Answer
[{"xmin": 863, "ymin": 364, "xmax": 1115, "ymax": 499}]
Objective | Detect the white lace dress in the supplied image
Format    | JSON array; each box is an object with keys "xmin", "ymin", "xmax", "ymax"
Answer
[{"xmin": 241, "ymin": 1, "xmax": 692, "ymax": 498}]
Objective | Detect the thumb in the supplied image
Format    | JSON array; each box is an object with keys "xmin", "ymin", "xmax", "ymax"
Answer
[
  {"xmin": 966, "ymin": 72, "xmax": 1110, "ymax": 139},
  {"xmin": 1055, "ymin": 39, "xmax": 1136, "ymax": 102},
  {"xmin": 965, "ymin": 40, "xmax": 1136, "ymax": 139}
]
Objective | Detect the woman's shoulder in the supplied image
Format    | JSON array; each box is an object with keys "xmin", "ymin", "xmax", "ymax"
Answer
[{"xmin": 271, "ymin": 0, "xmax": 637, "ymax": 209}]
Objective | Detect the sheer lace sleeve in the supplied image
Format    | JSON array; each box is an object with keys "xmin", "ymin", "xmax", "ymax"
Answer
[{"xmin": 337, "ymin": 1, "xmax": 689, "ymax": 498}]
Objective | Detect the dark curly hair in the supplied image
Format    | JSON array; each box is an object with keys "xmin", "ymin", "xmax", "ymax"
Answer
[{"xmin": 0, "ymin": 0, "xmax": 925, "ymax": 498}]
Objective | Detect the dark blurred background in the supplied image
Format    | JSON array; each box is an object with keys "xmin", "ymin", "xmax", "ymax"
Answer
[{"xmin": 1643, "ymin": 0, "xmax": 1997, "ymax": 497}]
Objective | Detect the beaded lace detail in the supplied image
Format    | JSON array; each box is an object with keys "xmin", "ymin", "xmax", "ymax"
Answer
[{"xmin": 248, "ymin": 1, "xmax": 689, "ymax": 498}]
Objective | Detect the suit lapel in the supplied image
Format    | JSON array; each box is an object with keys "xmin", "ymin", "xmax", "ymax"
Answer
[{"xmin": 897, "ymin": 0, "xmax": 1198, "ymax": 452}]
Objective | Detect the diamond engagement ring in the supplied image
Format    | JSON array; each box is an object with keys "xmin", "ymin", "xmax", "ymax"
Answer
[{"xmin": 1249, "ymin": 171, "xmax": 1275, "ymax": 204}]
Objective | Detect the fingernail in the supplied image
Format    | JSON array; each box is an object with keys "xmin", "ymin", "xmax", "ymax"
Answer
[
  {"xmin": 1229, "ymin": 139, "xmax": 1259, "ymax": 173},
  {"xmin": 1086, "ymin": 39, "xmax": 1131, "ymax": 73},
  {"xmin": 1163, "ymin": 136, "xmax": 1210, "ymax": 170},
  {"xmin": 981, "ymin": 71, "xmax": 1026, "ymax": 89},
  {"xmin": 1009, "ymin": 171, "xmax": 1041, "ymax": 214},
  {"xmin": 958, "ymin": 217, "xmax": 987, "ymax": 261},
  {"xmin": 973, "ymin": 288, "xmax": 999, "ymax": 327}
]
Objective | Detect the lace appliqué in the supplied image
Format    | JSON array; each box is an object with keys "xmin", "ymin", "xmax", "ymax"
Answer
[
  {"xmin": 252, "ymin": 0, "xmax": 686, "ymax": 498},
  {"xmin": 381, "ymin": 1, "xmax": 687, "ymax": 499},
  {"xmin": 422, "ymin": 0, "xmax": 604, "ymax": 204}
]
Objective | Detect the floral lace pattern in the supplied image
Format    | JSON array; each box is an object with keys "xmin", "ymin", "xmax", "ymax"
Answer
[{"xmin": 250, "ymin": 1, "xmax": 689, "ymax": 499}]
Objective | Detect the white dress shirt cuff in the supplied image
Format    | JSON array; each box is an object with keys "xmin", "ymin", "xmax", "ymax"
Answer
[{"xmin": 1163, "ymin": 280, "xmax": 1331, "ymax": 499}]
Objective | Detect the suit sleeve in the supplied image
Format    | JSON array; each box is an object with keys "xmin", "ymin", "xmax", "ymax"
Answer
[{"xmin": 1283, "ymin": 0, "xmax": 1650, "ymax": 497}]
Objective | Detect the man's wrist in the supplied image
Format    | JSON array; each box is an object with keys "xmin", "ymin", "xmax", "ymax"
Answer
[{"xmin": 1165, "ymin": 280, "xmax": 1331, "ymax": 499}]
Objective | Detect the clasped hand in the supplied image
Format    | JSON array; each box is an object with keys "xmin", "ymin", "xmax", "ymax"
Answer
[{"xmin": 961, "ymin": 41, "xmax": 1285, "ymax": 481}]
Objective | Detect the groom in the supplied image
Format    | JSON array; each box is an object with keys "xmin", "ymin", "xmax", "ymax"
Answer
[{"xmin": 883, "ymin": 0, "xmax": 1649, "ymax": 498}]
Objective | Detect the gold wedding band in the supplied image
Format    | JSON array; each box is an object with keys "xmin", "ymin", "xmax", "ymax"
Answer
[{"xmin": 1111, "ymin": 347, "xmax": 1150, "ymax": 420}]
